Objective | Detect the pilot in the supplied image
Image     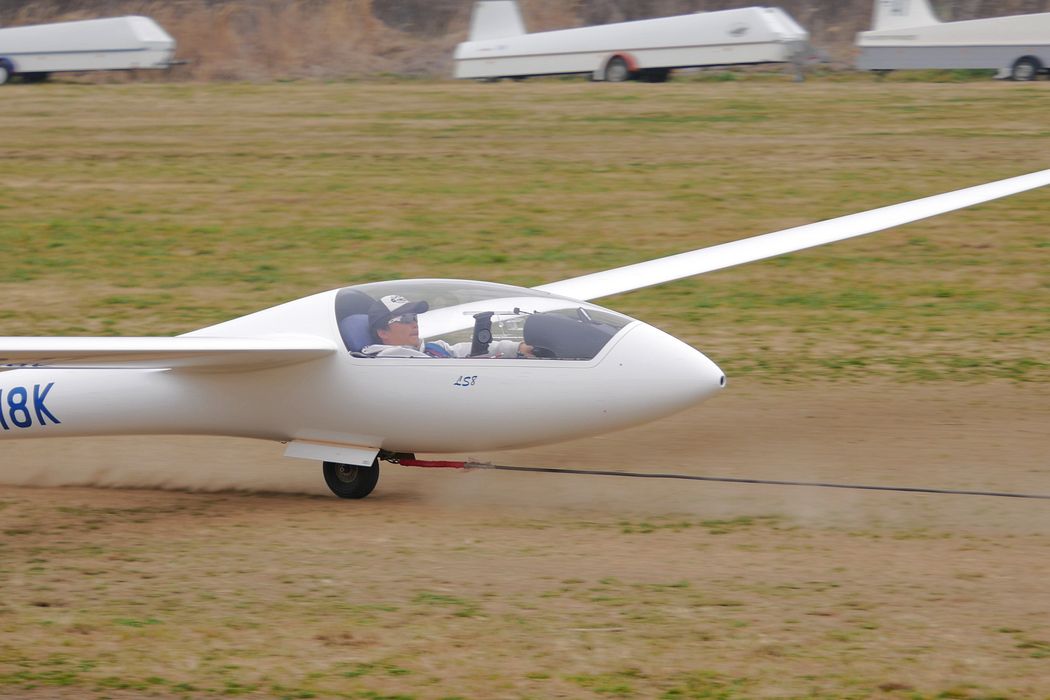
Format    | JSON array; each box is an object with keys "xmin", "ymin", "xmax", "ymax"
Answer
[{"xmin": 362, "ymin": 294, "xmax": 533, "ymax": 358}]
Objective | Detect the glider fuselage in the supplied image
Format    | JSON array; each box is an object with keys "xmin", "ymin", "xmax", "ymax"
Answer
[{"xmin": 0, "ymin": 283, "xmax": 726, "ymax": 454}]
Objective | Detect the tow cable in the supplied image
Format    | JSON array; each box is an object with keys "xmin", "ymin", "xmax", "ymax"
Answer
[{"xmin": 395, "ymin": 458, "xmax": 1050, "ymax": 501}]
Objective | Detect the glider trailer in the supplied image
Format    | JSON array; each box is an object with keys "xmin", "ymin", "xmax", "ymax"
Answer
[
  {"xmin": 454, "ymin": 0, "xmax": 815, "ymax": 82},
  {"xmin": 0, "ymin": 16, "xmax": 177, "ymax": 85},
  {"xmin": 856, "ymin": 0, "xmax": 1050, "ymax": 80}
]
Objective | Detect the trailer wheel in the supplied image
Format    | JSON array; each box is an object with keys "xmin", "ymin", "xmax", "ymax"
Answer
[
  {"xmin": 0, "ymin": 59, "xmax": 13, "ymax": 86},
  {"xmin": 1010, "ymin": 56, "xmax": 1041, "ymax": 81},
  {"xmin": 604, "ymin": 57, "xmax": 632, "ymax": 82}
]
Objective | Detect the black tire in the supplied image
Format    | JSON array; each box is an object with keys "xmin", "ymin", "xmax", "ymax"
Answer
[
  {"xmin": 1011, "ymin": 56, "xmax": 1041, "ymax": 81},
  {"xmin": 0, "ymin": 59, "xmax": 13, "ymax": 86},
  {"xmin": 323, "ymin": 458, "xmax": 380, "ymax": 499},
  {"xmin": 604, "ymin": 56, "xmax": 632, "ymax": 83}
]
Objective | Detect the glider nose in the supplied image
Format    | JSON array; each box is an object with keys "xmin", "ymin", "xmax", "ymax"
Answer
[
  {"xmin": 698, "ymin": 348, "xmax": 727, "ymax": 394},
  {"xmin": 674, "ymin": 337, "xmax": 726, "ymax": 404},
  {"xmin": 610, "ymin": 322, "xmax": 725, "ymax": 417}
]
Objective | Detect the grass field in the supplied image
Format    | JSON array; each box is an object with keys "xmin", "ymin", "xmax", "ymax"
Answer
[
  {"xmin": 1, "ymin": 76, "xmax": 1049, "ymax": 700},
  {"xmin": 1, "ymin": 77, "xmax": 1048, "ymax": 381}
]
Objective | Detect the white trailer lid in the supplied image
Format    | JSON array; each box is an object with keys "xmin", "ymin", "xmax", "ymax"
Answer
[
  {"xmin": 0, "ymin": 16, "xmax": 175, "ymax": 53},
  {"xmin": 456, "ymin": 6, "xmax": 808, "ymax": 61}
]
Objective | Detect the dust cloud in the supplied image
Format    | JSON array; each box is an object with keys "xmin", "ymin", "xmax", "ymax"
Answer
[{"xmin": 2, "ymin": 381, "xmax": 1048, "ymax": 530}]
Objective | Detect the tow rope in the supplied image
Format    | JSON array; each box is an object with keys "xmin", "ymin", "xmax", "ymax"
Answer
[{"xmin": 396, "ymin": 458, "xmax": 1050, "ymax": 501}]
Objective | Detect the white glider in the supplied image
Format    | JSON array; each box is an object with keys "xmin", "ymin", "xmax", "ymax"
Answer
[{"xmin": 2, "ymin": 168, "xmax": 1048, "ymax": 498}]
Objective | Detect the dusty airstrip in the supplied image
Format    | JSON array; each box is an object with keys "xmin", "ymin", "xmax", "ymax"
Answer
[{"xmin": 3, "ymin": 380, "xmax": 1049, "ymax": 698}]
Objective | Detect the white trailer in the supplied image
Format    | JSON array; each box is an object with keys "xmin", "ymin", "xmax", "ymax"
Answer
[
  {"xmin": 454, "ymin": 1, "xmax": 814, "ymax": 82},
  {"xmin": 0, "ymin": 16, "xmax": 177, "ymax": 85},
  {"xmin": 856, "ymin": 0, "xmax": 1050, "ymax": 80}
]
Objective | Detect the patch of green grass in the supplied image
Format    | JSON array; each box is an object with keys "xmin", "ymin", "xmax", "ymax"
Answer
[
  {"xmin": 659, "ymin": 670, "xmax": 751, "ymax": 699},
  {"xmin": 879, "ymin": 69, "xmax": 999, "ymax": 82},
  {"xmin": 411, "ymin": 591, "xmax": 480, "ymax": 618},
  {"xmin": 112, "ymin": 617, "xmax": 162, "ymax": 628},
  {"xmin": 616, "ymin": 515, "xmax": 782, "ymax": 535},
  {"xmin": 1015, "ymin": 638, "xmax": 1050, "ymax": 658},
  {"xmin": 566, "ymin": 668, "xmax": 645, "ymax": 696}
]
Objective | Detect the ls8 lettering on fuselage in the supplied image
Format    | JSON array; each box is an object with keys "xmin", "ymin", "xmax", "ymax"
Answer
[{"xmin": 0, "ymin": 383, "xmax": 60, "ymax": 430}]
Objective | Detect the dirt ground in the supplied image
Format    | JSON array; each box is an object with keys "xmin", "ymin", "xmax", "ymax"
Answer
[{"xmin": 2, "ymin": 379, "xmax": 1049, "ymax": 698}]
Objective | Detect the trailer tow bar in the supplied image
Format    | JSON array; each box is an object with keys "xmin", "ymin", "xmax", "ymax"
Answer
[{"xmin": 393, "ymin": 457, "xmax": 1050, "ymax": 501}]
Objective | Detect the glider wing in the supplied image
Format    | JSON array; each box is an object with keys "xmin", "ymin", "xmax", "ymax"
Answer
[
  {"xmin": 0, "ymin": 335, "xmax": 337, "ymax": 371},
  {"xmin": 535, "ymin": 168, "xmax": 1050, "ymax": 301}
]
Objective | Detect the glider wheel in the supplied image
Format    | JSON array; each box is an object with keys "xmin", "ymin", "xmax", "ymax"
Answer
[
  {"xmin": 323, "ymin": 458, "xmax": 380, "ymax": 499},
  {"xmin": 0, "ymin": 59, "xmax": 13, "ymax": 86}
]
